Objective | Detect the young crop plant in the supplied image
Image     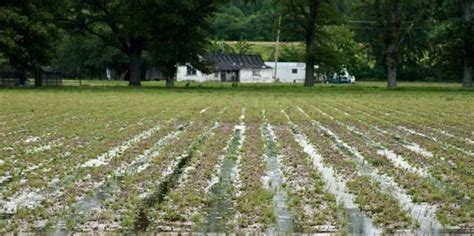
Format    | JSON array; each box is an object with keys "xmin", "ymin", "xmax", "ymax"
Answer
[
  {"xmin": 148, "ymin": 123, "xmax": 234, "ymax": 231},
  {"xmin": 273, "ymin": 124, "xmax": 341, "ymax": 232},
  {"xmin": 236, "ymin": 107, "xmax": 274, "ymax": 232},
  {"xmin": 1, "ymin": 83, "xmax": 473, "ymax": 234}
]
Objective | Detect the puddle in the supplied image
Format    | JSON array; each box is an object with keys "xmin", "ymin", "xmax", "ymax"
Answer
[
  {"xmin": 297, "ymin": 107, "xmax": 443, "ymax": 234},
  {"xmin": 403, "ymin": 143, "xmax": 434, "ymax": 158},
  {"xmin": 261, "ymin": 116, "xmax": 293, "ymax": 234},
  {"xmin": 283, "ymin": 110, "xmax": 380, "ymax": 235},
  {"xmin": 1, "ymin": 122, "xmax": 168, "ymax": 218},
  {"xmin": 116, "ymin": 124, "xmax": 187, "ymax": 176},
  {"xmin": 53, "ymin": 125, "xmax": 187, "ymax": 231},
  {"xmin": 204, "ymin": 111, "xmax": 245, "ymax": 233},
  {"xmin": 315, "ymin": 106, "xmax": 430, "ymax": 178},
  {"xmin": 134, "ymin": 122, "xmax": 219, "ymax": 231},
  {"xmin": 399, "ymin": 126, "xmax": 474, "ymax": 157},
  {"xmin": 81, "ymin": 123, "xmax": 163, "ymax": 168}
]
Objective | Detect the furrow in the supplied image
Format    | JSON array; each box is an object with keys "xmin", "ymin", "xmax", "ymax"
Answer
[
  {"xmin": 281, "ymin": 110, "xmax": 380, "ymax": 234},
  {"xmin": 260, "ymin": 110, "xmax": 293, "ymax": 234},
  {"xmin": 297, "ymin": 106, "xmax": 443, "ymax": 234}
]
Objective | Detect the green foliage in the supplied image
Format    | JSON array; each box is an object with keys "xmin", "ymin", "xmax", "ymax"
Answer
[
  {"xmin": 210, "ymin": 0, "xmax": 278, "ymax": 41},
  {"xmin": 64, "ymin": 0, "xmax": 218, "ymax": 85},
  {"xmin": 423, "ymin": 1, "xmax": 469, "ymax": 82},
  {"xmin": 208, "ymin": 41, "xmax": 235, "ymax": 54},
  {"xmin": 0, "ymin": 0, "xmax": 62, "ymax": 71},
  {"xmin": 208, "ymin": 40, "xmax": 252, "ymax": 55},
  {"xmin": 279, "ymin": 44, "xmax": 305, "ymax": 62},
  {"xmin": 53, "ymin": 34, "xmax": 126, "ymax": 78}
]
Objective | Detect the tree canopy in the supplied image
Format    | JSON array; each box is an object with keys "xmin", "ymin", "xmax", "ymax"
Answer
[{"xmin": 0, "ymin": 0, "xmax": 471, "ymax": 88}]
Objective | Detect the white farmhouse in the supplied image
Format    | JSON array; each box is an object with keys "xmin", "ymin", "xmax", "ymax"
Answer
[{"xmin": 177, "ymin": 54, "xmax": 273, "ymax": 83}]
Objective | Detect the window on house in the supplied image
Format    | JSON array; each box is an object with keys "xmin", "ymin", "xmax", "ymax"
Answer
[
  {"xmin": 292, "ymin": 69, "xmax": 298, "ymax": 74},
  {"xmin": 186, "ymin": 65, "xmax": 196, "ymax": 76},
  {"xmin": 214, "ymin": 72, "xmax": 219, "ymax": 78},
  {"xmin": 252, "ymin": 69, "xmax": 261, "ymax": 76}
]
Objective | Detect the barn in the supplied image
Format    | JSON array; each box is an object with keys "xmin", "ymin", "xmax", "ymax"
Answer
[{"xmin": 177, "ymin": 54, "xmax": 273, "ymax": 83}]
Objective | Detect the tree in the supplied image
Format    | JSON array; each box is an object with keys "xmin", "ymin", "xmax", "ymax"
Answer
[
  {"xmin": 65, "ymin": 0, "xmax": 217, "ymax": 87},
  {"xmin": 281, "ymin": 0, "xmax": 335, "ymax": 87},
  {"xmin": 460, "ymin": 0, "xmax": 473, "ymax": 88},
  {"xmin": 146, "ymin": 0, "xmax": 217, "ymax": 88},
  {"xmin": 54, "ymin": 33, "xmax": 126, "ymax": 80},
  {"xmin": 63, "ymin": 0, "xmax": 153, "ymax": 86},
  {"xmin": 0, "ymin": 0, "xmax": 61, "ymax": 86},
  {"xmin": 357, "ymin": 0, "xmax": 437, "ymax": 88},
  {"xmin": 210, "ymin": 0, "xmax": 279, "ymax": 41}
]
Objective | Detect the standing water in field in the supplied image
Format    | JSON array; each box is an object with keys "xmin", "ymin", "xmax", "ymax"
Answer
[
  {"xmin": 282, "ymin": 110, "xmax": 380, "ymax": 235},
  {"xmin": 297, "ymin": 107, "xmax": 443, "ymax": 234},
  {"xmin": 54, "ymin": 123, "xmax": 187, "ymax": 232},
  {"xmin": 204, "ymin": 111, "xmax": 245, "ymax": 232},
  {"xmin": 261, "ymin": 114, "xmax": 293, "ymax": 234}
]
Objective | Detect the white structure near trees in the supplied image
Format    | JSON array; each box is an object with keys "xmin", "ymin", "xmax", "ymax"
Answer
[
  {"xmin": 177, "ymin": 54, "xmax": 273, "ymax": 83},
  {"xmin": 265, "ymin": 62, "xmax": 307, "ymax": 83}
]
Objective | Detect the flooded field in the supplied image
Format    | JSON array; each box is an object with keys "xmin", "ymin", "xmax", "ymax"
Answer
[{"xmin": 0, "ymin": 84, "xmax": 473, "ymax": 234}]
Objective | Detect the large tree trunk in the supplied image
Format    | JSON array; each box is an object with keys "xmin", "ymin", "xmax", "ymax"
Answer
[
  {"xmin": 385, "ymin": 0, "xmax": 400, "ymax": 88},
  {"xmin": 386, "ymin": 53, "xmax": 397, "ymax": 88},
  {"xmin": 166, "ymin": 76, "xmax": 175, "ymax": 88},
  {"xmin": 16, "ymin": 65, "xmax": 27, "ymax": 87},
  {"xmin": 165, "ymin": 64, "xmax": 176, "ymax": 88},
  {"xmin": 128, "ymin": 43, "xmax": 142, "ymax": 86},
  {"xmin": 34, "ymin": 69, "xmax": 42, "ymax": 87},
  {"xmin": 304, "ymin": 31, "xmax": 316, "ymax": 87},
  {"xmin": 462, "ymin": 0, "xmax": 473, "ymax": 88}
]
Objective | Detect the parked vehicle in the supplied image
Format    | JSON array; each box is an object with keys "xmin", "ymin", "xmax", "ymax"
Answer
[{"xmin": 328, "ymin": 68, "xmax": 355, "ymax": 84}]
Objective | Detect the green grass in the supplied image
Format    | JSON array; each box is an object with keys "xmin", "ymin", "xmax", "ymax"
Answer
[{"xmin": 15, "ymin": 79, "xmax": 472, "ymax": 94}]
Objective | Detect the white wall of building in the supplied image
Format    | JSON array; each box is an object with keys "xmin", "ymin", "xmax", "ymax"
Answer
[
  {"xmin": 177, "ymin": 66, "xmax": 273, "ymax": 83},
  {"xmin": 240, "ymin": 69, "xmax": 274, "ymax": 83},
  {"xmin": 177, "ymin": 66, "xmax": 216, "ymax": 82},
  {"xmin": 265, "ymin": 62, "xmax": 306, "ymax": 83}
]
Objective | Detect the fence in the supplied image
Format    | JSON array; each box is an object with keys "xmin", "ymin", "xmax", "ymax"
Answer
[
  {"xmin": 42, "ymin": 72, "xmax": 63, "ymax": 86},
  {"xmin": 0, "ymin": 72, "xmax": 19, "ymax": 87},
  {"xmin": 0, "ymin": 71, "xmax": 63, "ymax": 87}
]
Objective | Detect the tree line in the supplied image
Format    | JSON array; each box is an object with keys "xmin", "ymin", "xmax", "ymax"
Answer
[{"xmin": 0, "ymin": 0, "xmax": 472, "ymax": 88}]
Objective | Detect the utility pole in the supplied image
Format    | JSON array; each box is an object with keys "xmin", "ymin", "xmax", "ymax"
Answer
[{"xmin": 274, "ymin": 15, "xmax": 282, "ymax": 81}]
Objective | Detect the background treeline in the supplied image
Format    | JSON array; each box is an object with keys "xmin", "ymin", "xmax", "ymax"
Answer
[
  {"xmin": 209, "ymin": 0, "xmax": 471, "ymax": 83},
  {"xmin": 0, "ymin": 0, "xmax": 472, "ymax": 87}
]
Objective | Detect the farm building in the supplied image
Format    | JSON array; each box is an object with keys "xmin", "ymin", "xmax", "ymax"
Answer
[{"xmin": 177, "ymin": 54, "xmax": 273, "ymax": 83}]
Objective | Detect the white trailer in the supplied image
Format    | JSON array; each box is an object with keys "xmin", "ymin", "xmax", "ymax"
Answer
[{"xmin": 265, "ymin": 62, "xmax": 306, "ymax": 83}]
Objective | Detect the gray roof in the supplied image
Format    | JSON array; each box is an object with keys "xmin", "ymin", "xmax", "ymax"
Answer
[{"xmin": 209, "ymin": 54, "xmax": 272, "ymax": 71}]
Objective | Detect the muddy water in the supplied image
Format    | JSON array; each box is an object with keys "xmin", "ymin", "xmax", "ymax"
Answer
[
  {"xmin": 205, "ymin": 124, "xmax": 244, "ymax": 232},
  {"xmin": 49, "ymin": 124, "xmax": 187, "ymax": 232},
  {"xmin": 133, "ymin": 122, "xmax": 220, "ymax": 231},
  {"xmin": 298, "ymin": 108, "xmax": 444, "ymax": 234},
  {"xmin": 261, "ymin": 122, "xmax": 293, "ymax": 234},
  {"xmin": 283, "ymin": 110, "xmax": 380, "ymax": 235}
]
